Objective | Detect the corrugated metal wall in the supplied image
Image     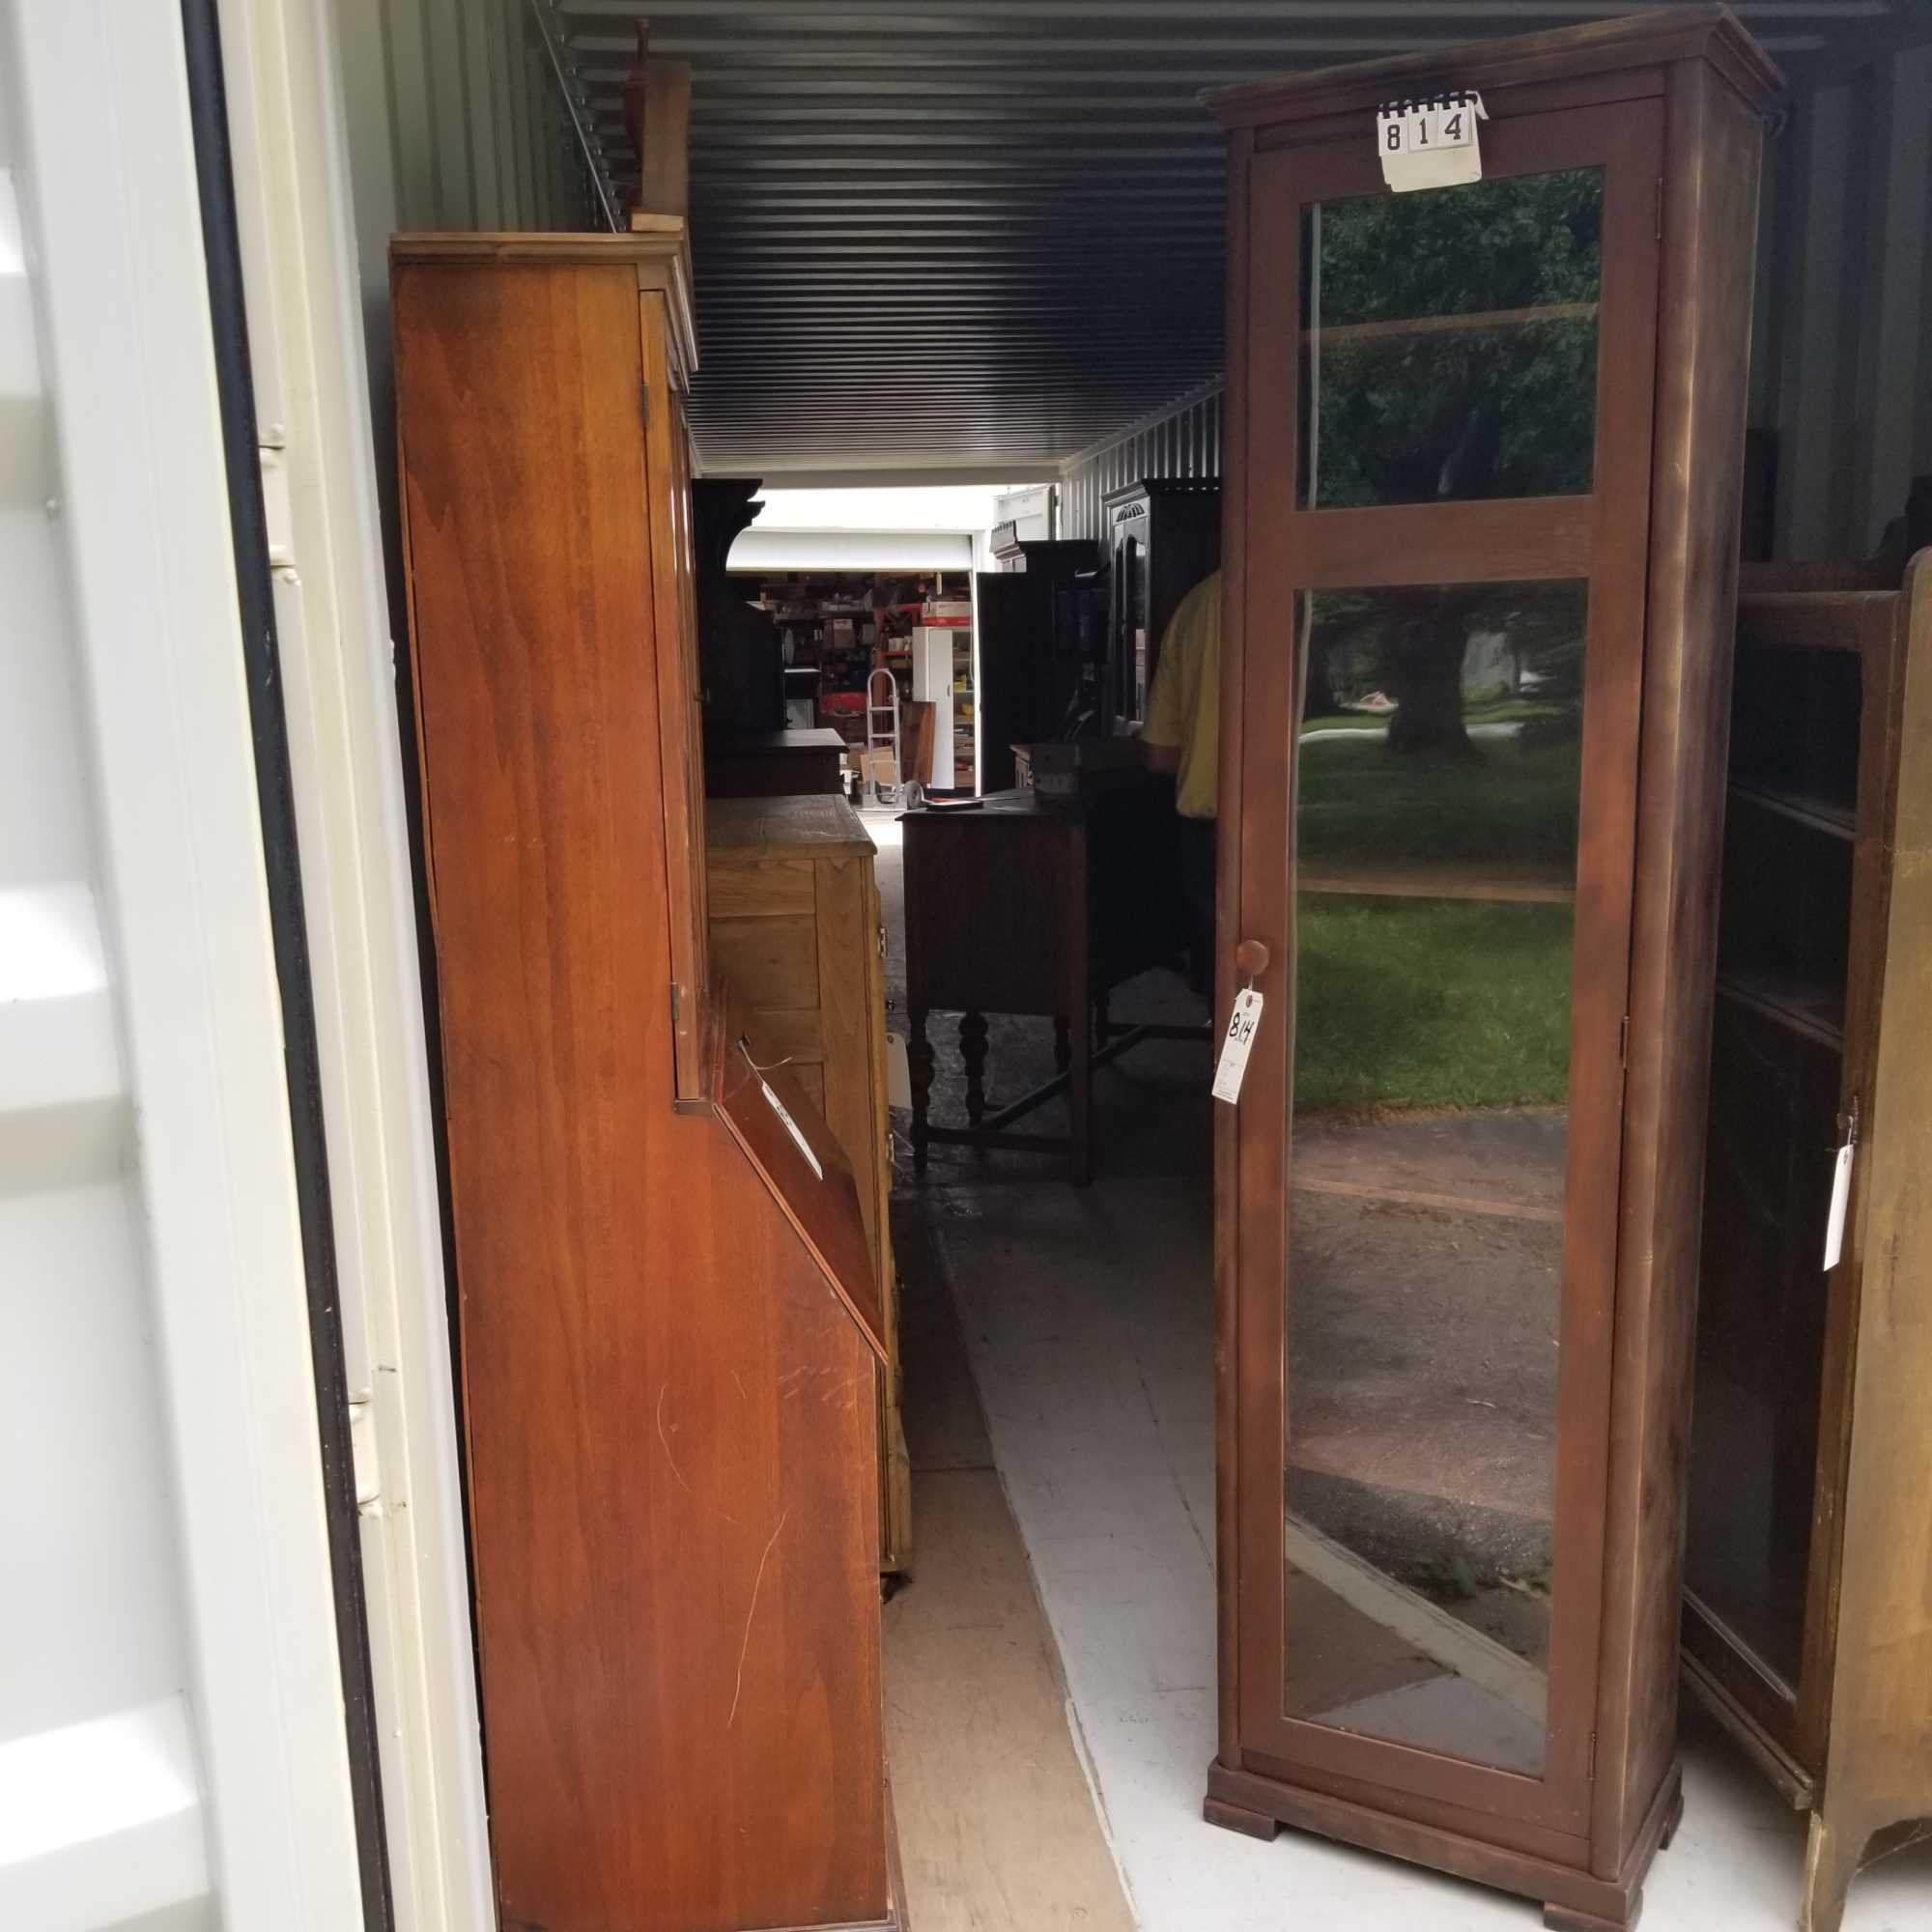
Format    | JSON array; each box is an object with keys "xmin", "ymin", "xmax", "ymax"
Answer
[
  {"xmin": 333, "ymin": 0, "xmax": 606, "ymax": 621},
  {"xmin": 1757, "ymin": 42, "xmax": 1932, "ymax": 559},
  {"xmin": 1062, "ymin": 44, "xmax": 1932, "ymax": 564},
  {"xmin": 335, "ymin": 0, "xmax": 605, "ymax": 244},
  {"xmin": 1059, "ymin": 382, "xmax": 1225, "ymax": 544}
]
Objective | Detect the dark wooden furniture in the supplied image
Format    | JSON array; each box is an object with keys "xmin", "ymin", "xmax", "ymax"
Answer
[
  {"xmin": 392, "ymin": 228, "xmax": 898, "ymax": 1932},
  {"xmin": 706, "ymin": 725, "xmax": 847, "ymax": 798},
  {"xmin": 1101, "ymin": 478, "xmax": 1219, "ymax": 732},
  {"xmin": 706, "ymin": 793, "xmax": 912, "ymax": 1574},
  {"xmin": 1206, "ymin": 14, "xmax": 1776, "ymax": 1927},
  {"xmin": 1684, "ymin": 546, "xmax": 1932, "ymax": 1932},
  {"xmin": 975, "ymin": 541, "xmax": 1101, "ymax": 791},
  {"xmin": 902, "ymin": 783, "xmax": 1187, "ymax": 1186},
  {"xmin": 695, "ymin": 478, "xmax": 784, "ymax": 737}
]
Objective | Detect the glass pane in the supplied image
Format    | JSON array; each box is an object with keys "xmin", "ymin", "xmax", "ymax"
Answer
[
  {"xmin": 1283, "ymin": 581, "xmax": 1590, "ymax": 1777},
  {"xmin": 1301, "ymin": 170, "xmax": 1604, "ymax": 508},
  {"xmin": 1686, "ymin": 645, "xmax": 1861, "ymax": 1690}
]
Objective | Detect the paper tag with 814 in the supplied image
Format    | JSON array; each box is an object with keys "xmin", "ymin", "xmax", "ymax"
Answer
[
  {"xmin": 1377, "ymin": 91, "xmax": 1487, "ymax": 193},
  {"xmin": 1212, "ymin": 989, "xmax": 1265, "ymax": 1106}
]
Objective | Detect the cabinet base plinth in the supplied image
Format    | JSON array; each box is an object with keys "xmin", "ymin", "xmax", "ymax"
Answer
[
  {"xmin": 1205, "ymin": 1756, "xmax": 1677, "ymax": 1930},
  {"xmin": 1204, "ymin": 1794, "xmax": 1282, "ymax": 1841}
]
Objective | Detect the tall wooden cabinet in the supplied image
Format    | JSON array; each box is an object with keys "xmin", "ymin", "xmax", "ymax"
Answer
[
  {"xmin": 1204, "ymin": 14, "xmax": 1776, "ymax": 1927},
  {"xmin": 392, "ymin": 228, "xmax": 898, "ymax": 1932},
  {"xmin": 1101, "ymin": 478, "xmax": 1219, "ymax": 733},
  {"xmin": 1686, "ymin": 548, "xmax": 1932, "ymax": 1932}
]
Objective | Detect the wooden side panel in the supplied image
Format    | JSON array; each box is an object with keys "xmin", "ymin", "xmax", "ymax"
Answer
[
  {"xmin": 1595, "ymin": 58, "xmax": 1765, "ymax": 1874},
  {"xmin": 395, "ymin": 257, "xmax": 888, "ymax": 1932},
  {"xmin": 815, "ymin": 854, "xmax": 881, "ymax": 1264},
  {"xmin": 711, "ymin": 915, "xmax": 823, "ymax": 1015},
  {"xmin": 711, "ymin": 853, "xmax": 818, "ymax": 920},
  {"xmin": 640, "ymin": 292, "xmax": 709, "ymax": 1098},
  {"xmin": 1803, "ymin": 555, "xmax": 1932, "ymax": 1932}
]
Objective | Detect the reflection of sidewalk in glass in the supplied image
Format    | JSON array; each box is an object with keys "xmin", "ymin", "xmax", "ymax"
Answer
[
  {"xmin": 1285, "ymin": 1107, "xmax": 1565, "ymax": 1710},
  {"xmin": 1286, "ymin": 1512, "xmax": 1548, "ymax": 1777},
  {"xmin": 1300, "ymin": 719, "xmax": 1526, "ymax": 744}
]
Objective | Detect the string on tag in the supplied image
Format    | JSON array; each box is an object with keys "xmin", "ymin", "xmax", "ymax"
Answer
[{"xmin": 736, "ymin": 1034, "xmax": 795, "ymax": 1076}]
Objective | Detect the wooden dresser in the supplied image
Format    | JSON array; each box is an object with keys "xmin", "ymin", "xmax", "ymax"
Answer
[
  {"xmin": 393, "ymin": 228, "xmax": 899, "ymax": 1932},
  {"xmin": 707, "ymin": 793, "xmax": 911, "ymax": 1573}
]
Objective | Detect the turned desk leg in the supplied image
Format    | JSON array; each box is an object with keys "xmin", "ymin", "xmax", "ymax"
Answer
[
  {"xmin": 1069, "ymin": 993, "xmax": 1094, "ymax": 1187},
  {"xmin": 960, "ymin": 1009, "xmax": 988, "ymax": 1129},
  {"xmin": 908, "ymin": 1009, "xmax": 934, "ymax": 1172},
  {"xmin": 1053, "ymin": 1015, "xmax": 1071, "ymax": 1074}
]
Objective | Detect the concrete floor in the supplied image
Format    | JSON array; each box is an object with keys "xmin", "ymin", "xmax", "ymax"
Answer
[{"xmin": 866, "ymin": 807, "xmax": 1932, "ymax": 1932}]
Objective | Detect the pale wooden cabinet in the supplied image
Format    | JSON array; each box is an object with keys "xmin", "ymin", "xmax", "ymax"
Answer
[
  {"xmin": 708, "ymin": 793, "xmax": 912, "ymax": 1572},
  {"xmin": 1686, "ymin": 545, "xmax": 1932, "ymax": 1932}
]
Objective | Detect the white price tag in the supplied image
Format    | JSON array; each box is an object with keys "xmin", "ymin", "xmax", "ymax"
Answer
[
  {"xmin": 1212, "ymin": 989, "xmax": 1265, "ymax": 1106},
  {"xmin": 761, "ymin": 1077, "xmax": 824, "ymax": 1179},
  {"xmin": 1822, "ymin": 1135, "xmax": 1855, "ymax": 1272},
  {"xmin": 1377, "ymin": 91, "xmax": 1487, "ymax": 193}
]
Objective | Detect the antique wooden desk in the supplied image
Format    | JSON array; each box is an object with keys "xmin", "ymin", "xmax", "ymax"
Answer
[{"xmin": 900, "ymin": 781, "xmax": 1191, "ymax": 1185}]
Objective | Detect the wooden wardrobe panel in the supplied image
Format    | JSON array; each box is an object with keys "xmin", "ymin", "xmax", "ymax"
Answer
[{"xmin": 395, "ymin": 236, "xmax": 895, "ymax": 1932}]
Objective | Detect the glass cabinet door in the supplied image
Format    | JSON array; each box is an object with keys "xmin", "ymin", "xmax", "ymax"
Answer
[{"xmin": 1234, "ymin": 98, "xmax": 1663, "ymax": 1833}]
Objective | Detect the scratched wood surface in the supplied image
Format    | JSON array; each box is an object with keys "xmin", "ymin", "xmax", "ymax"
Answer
[{"xmin": 394, "ymin": 246, "xmax": 891, "ymax": 1932}]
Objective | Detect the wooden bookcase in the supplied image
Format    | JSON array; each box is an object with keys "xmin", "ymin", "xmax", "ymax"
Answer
[
  {"xmin": 1205, "ymin": 13, "xmax": 1777, "ymax": 1927},
  {"xmin": 392, "ymin": 228, "xmax": 898, "ymax": 1932},
  {"xmin": 1685, "ymin": 545, "xmax": 1932, "ymax": 1932}
]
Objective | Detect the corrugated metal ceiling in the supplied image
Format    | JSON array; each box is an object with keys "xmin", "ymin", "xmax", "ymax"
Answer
[{"xmin": 543, "ymin": 2, "xmax": 1914, "ymax": 478}]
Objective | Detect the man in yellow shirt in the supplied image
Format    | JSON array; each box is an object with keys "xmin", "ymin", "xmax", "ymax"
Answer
[{"xmin": 1141, "ymin": 568, "xmax": 1221, "ymax": 989}]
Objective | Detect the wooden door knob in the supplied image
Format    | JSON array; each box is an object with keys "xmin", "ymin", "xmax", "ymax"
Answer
[{"xmin": 1235, "ymin": 939, "xmax": 1271, "ymax": 978}]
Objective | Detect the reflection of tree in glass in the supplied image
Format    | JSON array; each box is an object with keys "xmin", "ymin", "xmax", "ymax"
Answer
[
  {"xmin": 1308, "ymin": 169, "xmax": 1603, "ymax": 508},
  {"xmin": 1308, "ymin": 582, "xmax": 1585, "ymax": 757},
  {"xmin": 1303, "ymin": 171, "xmax": 1601, "ymax": 753}
]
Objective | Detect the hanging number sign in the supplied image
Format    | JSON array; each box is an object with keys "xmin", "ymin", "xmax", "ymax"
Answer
[
  {"xmin": 1822, "ymin": 1103, "xmax": 1859, "ymax": 1272},
  {"xmin": 1211, "ymin": 989, "xmax": 1265, "ymax": 1106},
  {"xmin": 1376, "ymin": 90, "xmax": 1488, "ymax": 192}
]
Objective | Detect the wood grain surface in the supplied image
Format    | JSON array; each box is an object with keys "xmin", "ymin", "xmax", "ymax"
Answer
[{"xmin": 395, "ymin": 249, "xmax": 892, "ymax": 1932}]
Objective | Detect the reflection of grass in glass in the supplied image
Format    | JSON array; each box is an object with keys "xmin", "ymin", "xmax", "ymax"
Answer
[
  {"xmin": 1293, "ymin": 897, "xmax": 1574, "ymax": 1115},
  {"xmin": 1296, "ymin": 734, "xmax": 1580, "ymax": 871}
]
